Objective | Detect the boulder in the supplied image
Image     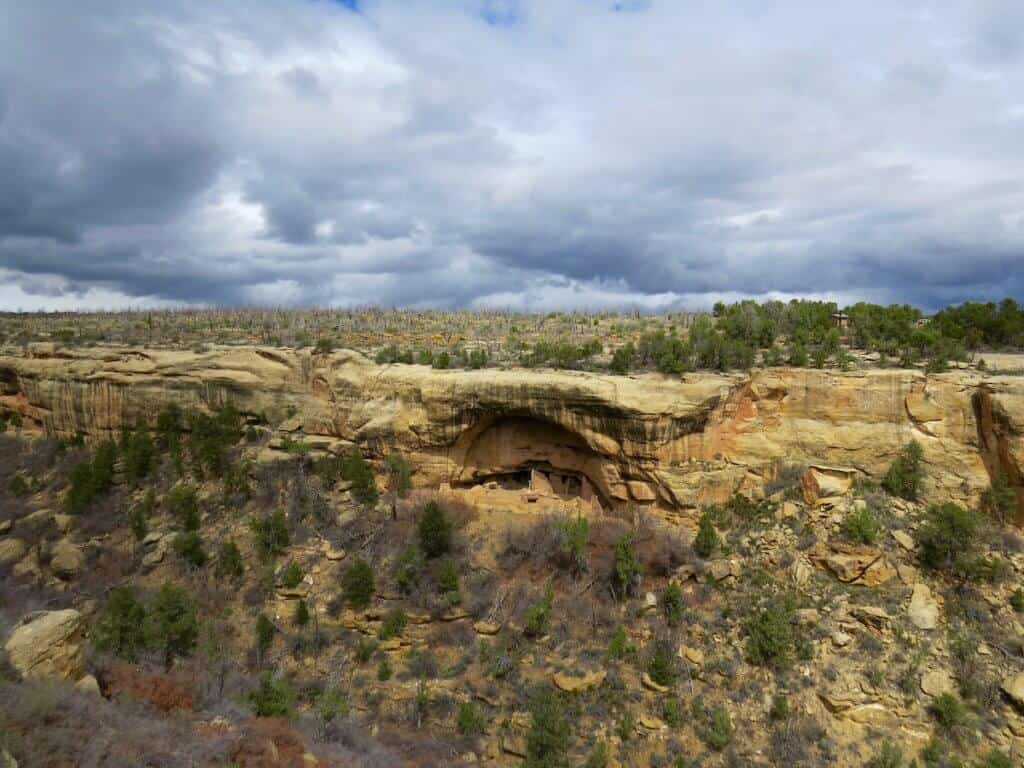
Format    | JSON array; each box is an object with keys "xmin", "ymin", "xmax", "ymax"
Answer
[
  {"xmin": 1002, "ymin": 673, "xmax": 1024, "ymax": 710},
  {"xmin": 75, "ymin": 674, "xmax": 102, "ymax": 696},
  {"xmin": 802, "ymin": 465, "xmax": 857, "ymax": 505},
  {"xmin": 809, "ymin": 542, "xmax": 894, "ymax": 586},
  {"xmin": 642, "ymin": 673, "xmax": 670, "ymax": 693},
  {"xmin": 0, "ymin": 538, "xmax": 26, "ymax": 566},
  {"xmin": 908, "ymin": 583, "xmax": 939, "ymax": 630},
  {"xmin": 891, "ymin": 530, "xmax": 915, "ymax": 551},
  {"xmin": 473, "ymin": 620, "xmax": 501, "ymax": 636},
  {"xmin": 553, "ymin": 669, "xmax": 606, "ymax": 693},
  {"xmin": 49, "ymin": 539, "xmax": 85, "ymax": 580},
  {"xmin": 921, "ymin": 669, "xmax": 955, "ymax": 698},
  {"xmin": 3, "ymin": 609, "xmax": 85, "ymax": 680}
]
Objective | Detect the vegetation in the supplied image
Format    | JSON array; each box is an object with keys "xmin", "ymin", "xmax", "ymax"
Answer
[
  {"xmin": 250, "ymin": 511, "xmax": 290, "ymax": 557},
  {"xmin": 882, "ymin": 440, "xmax": 924, "ymax": 501},
  {"xmin": 66, "ymin": 440, "xmax": 116, "ymax": 513},
  {"xmin": 661, "ymin": 582, "xmax": 683, "ymax": 626},
  {"xmin": 342, "ymin": 556, "xmax": 375, "ymax": 609},
  {"xmin": 693, "ymin": 510, "xmax": 719, "ymax": 558},
  {"xmin": 744, "ymin": 600, "xmax": 794, "ymax": 669},
  {"xmin": 842, "ymin": 505, "xmax": 882, "ymax": 544},
  {"xmin": 247, "ymin": 672, "xmax": 296, "ymax": 717},
  {"xmin": 143, "ymin": 582, "xmax": 199, "ymax": 670},
  {"xmin": 915, "ymin": 503, "xmax": 980, "ymax": 574},
  {"xmin": 524, "ymin": 582, "xmax": 554, "ymax": 638},
  {"xmin": 525, "ymin": 689, "xmax": 571, "ymax": 768},
  {"xmin": 215, "ymin": 540, "xmax": 244, "ymax": 580},
  {"xmin": 418, "ymin": 501, "xmax": 452, "ymax": 558},
  {"xmin": 93, "ymin": 586, "xmax": 147, "ymax": 660},
  {"xmin": 173, "ymin": 531, "xmax": 208, "ymax": 568},
  {"xmin": 456, "ymin": 701, "xmax": 485, "ymax": 737},
  {"xmin": 377, "ymin": 607, "xmax": 407, "ymax": 640},
  {"xmin": 612, "ymin": 532, "xmax": 642, "ymax": 598},
  {"xmin": 340, "ymin": 450, "xmax": 378, "ymax": 507}
]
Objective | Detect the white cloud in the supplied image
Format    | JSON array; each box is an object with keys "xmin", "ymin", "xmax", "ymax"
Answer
[{"xmin": 0, "ymin": 0, "xmax": 1022, "ymax": 311}]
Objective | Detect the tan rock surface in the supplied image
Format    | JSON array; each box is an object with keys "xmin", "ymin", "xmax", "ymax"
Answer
[
  {"xmin": 1, "ymin": 346, "xmax": 1022, "ymax": 521},
  {"xmin": 3, "ymin": 609, "xmax": 85, "ymax": 681}
]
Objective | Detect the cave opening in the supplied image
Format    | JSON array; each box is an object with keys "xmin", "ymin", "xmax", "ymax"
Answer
[{"xmin": 453, "ymin": 415, "xmax": 612, "ymax": 511}]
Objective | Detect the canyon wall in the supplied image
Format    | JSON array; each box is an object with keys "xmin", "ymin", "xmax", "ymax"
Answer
[{"xmin": 1, "ymin": 343, "xmax": 1021, "ymax": 523}]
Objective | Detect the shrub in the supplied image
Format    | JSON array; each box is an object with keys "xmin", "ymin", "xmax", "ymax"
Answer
[
  {"xmin": 915, "ymin": 503, "xmax": 979, "ymax": 573},
  {"xmin": 693, "ymin": 511, "xmax": 719, "ymax": 558},
  {"xmin": 342, "ymin": 556, "xmax": 375, "ymax": 609},
  {"xmin": 525, "ymin": 688, "xmax": 571, "ymax": 768},
  {"xmin": 842, "ymin": 505, "xmax": 882, "ymax": 545},
  {"xmin": 418, "ymin": 501, "xmax": 452, "ymax": 558},
  {"xmin": 354, "ymin": 637, "xmax": 378, "ymax": 663},
  {"xmin": 173, "ymin": 531, "xmax": 208, "ymax": 569},
  {"xmin": 866, "ymin": 740, "xmax": 903, "ymax": 768},
  {"xmin": 251, "ymin": 511, "xmax": 290, "ymax": 557},
  {"xmin": 407, "ymin": 648, "xmax": 439, "ymax": 679},
  {"xmin": 66, "ymin": 440, "xmax": 117, "ymax": 513},
  {"xmin": 1010, "ymin": 588, "xmax": 1024, "ymax": 613},
  {"xmin": 606, "ymin": 625, "xmax": 633, "ymax": 661},
  {"xmin": 583, "ymin": 742, "xmax": 609, "ymax": 768},
  {"xmin": 646, "ymin": 637, "xmax": 677, "ymax": 687},
  {"xmin": 662, "ymin": 698, "xmax": 684, "ymax": 727},
  {"xmin": 744, "ymin": 600, "xmax": 794, "ymax": 669},
  {"xmin": 980, "ymin": 473, "xmax": 1016, "ymax": 524},
  {"xmin": 248, "ymin": 672, "xmax": 295, "ymax": 717},
  {"xmin": 144, "ymin": 582, "xmax": 198, "ymax": 670},
  {"xmin": 612, "ymin": 532, "xmax": 642, "ymax": 598},
  {"xmin": 120, "ymin": 426, "xmax": 155, "ymax": 485},
  {"xmin": 93, "ymin": 586, "xmax": 147, "ymax": 660},
  {"xmin": 769, "ymin": 694, "xmax": 789, "ymax": 722},
  {"xmin": 294, "ymin": 599, "xmax": 310, "ymax": 627},
  {"xmin": 928, "ymin": 692, "xmax": 974, "ymax": 746},
  {"xmin": 313, "ymin": 687, "xmax": 348, "ymax": 739},
  {"xmin": 377, "ymin": 607, "xmax": 407, "ymax": 640},
  {"xmin": 976, "ymin": 750, "xmax": 1012, "ymax": 768},
  {"xmin": 280, "ymin": 561, "xmax": 304, "ymax": 589},
  {"xmin": 341, "ymin": 450, "xmax": 378, "ymax": 507},
  {"xmin": 377, "ymin": 658, "xmax": 392, "ymax": 681},
  {"xmin": 699, "ymin": 704, "xmax": 734, "ymax": 751},
  {"xmin": 882, "ymin": 440, "xmax": 924, "ymax": 500},
  {"xmin": 661, "ymin": 582, "xmax": 683, "ymax": 627},
  {"xmin": 384, "ymin": 452, "xmax": 412, "ymax": 518},
  {"xmin": 609, "ymin": 343, "xmax": 635, "ymax": 375},
  {"xmin": 128, "ymin": 502, "xmax": 149, "ymax": 542},
  {"xmin": 524, "ymin": 582, "xmax": 554, "ymax": 638},
  {"xmin": 255, "ymin": 613, "xmax": 275, "ymax": 662},
  {"xmin": 187, "ymin": 403, "xmax": 242, "ymax": 478},
  {"xmin": 438, "ymin": 557, "xmax": 460, "ymax": 596},
  {"xmin": 456, "ymin": 701, "xmax": 485, "ymax": 737},
  {"xmin": 556, "ymin": 514, "xmax": 590, "ymax": 573},
  {"xmin": 7, "ymin": 474, "xmax": 30, "ymax": 497},
  {"xmin": 167, "ymin": 484, "xmax": 200, "ymax": 532},
  {"xmin": 395, "ymin": 545, "xmax": 423, "ymax": 594},
  {"xmin": 215, "ymin": 540, "xmax": 244, "ymax": 580}
]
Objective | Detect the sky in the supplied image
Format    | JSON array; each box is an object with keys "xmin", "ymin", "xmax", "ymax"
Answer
[{"xmin": 1, "ymin": 0, "xmax": 1023, "ymax": 312}]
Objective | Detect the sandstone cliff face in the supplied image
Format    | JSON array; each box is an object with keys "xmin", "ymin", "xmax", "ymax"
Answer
[{"xmin": 1, "ymin": 344, "xmax": 1022, "ymax": 523}]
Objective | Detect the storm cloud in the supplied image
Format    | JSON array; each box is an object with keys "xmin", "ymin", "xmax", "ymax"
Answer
[{"xmin": 1, "ymin": 0, "xmax": 1022, "ymax": 310}]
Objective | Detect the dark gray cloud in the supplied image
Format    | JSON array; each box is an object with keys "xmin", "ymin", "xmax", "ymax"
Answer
[{"xmin": 0, "ymin": 0, "xmax": 1022, "ymax": 311}]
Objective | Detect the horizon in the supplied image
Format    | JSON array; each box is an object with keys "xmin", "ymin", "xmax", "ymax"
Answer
[{"xmin": 2, "ymin": 1, "xmax": 1024, "ymax": 311}]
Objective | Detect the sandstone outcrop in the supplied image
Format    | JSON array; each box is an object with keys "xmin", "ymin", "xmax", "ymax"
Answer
[
  {"xmin": 3, "ymin": 609, "xmax": 85, "ymax": 681},
  {"xmin": 1, "ymin": 345, "xmax": 1022, "ymax": 523}
]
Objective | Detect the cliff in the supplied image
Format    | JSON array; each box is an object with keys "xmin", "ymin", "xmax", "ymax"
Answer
[{"xmin": 1, "ymin": 343, "xmax": 1021, "ymax": 523}]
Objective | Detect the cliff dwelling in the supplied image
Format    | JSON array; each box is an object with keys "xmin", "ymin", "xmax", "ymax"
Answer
[{"xmin": 449, "ymin": 415, "xmax": 616, "ymax": 515}]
